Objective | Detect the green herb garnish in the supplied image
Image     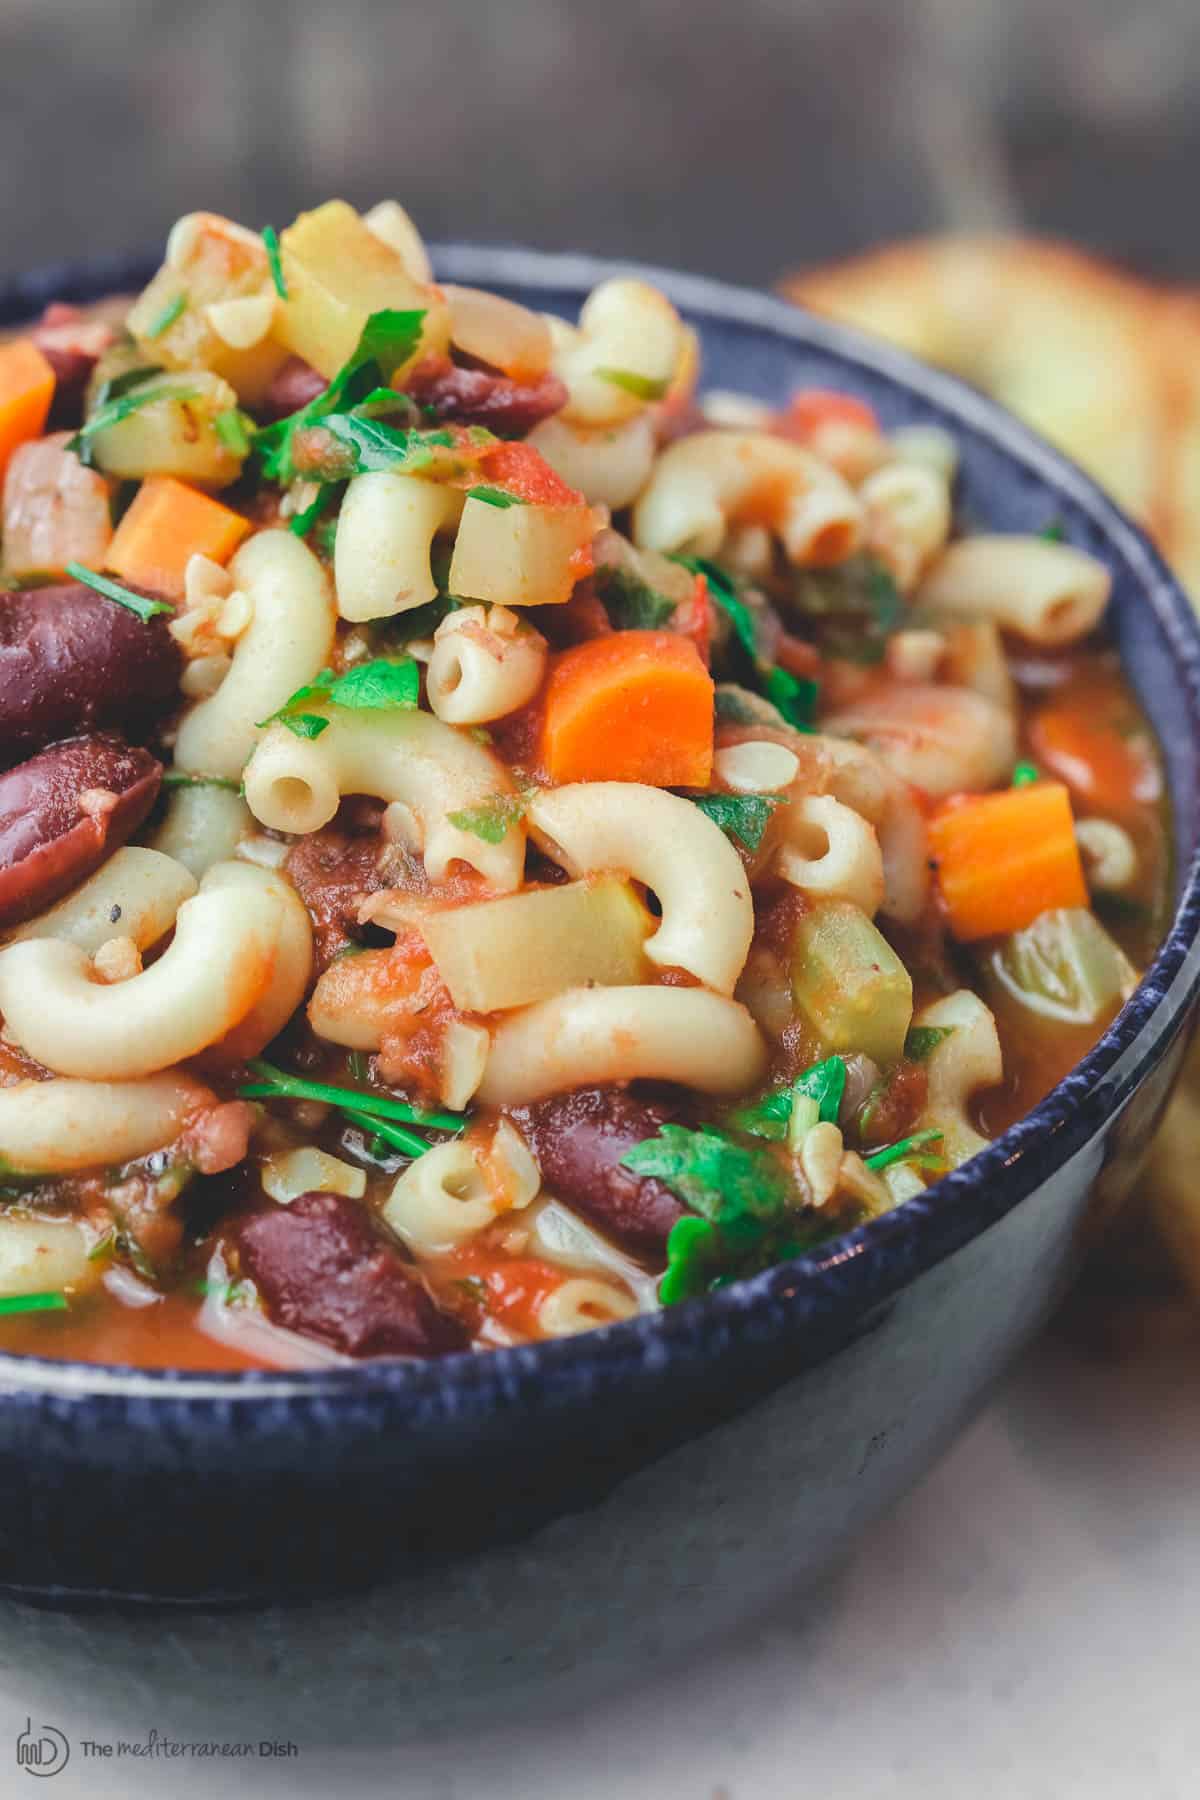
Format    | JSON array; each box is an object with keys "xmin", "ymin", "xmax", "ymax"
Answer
[
  {"xmin": 214, "ymin": 407, "xmax": 253, "ymax": 456},
  {"xmin": 689, "ymin": 792, "xmax": 781, "ymax": 851},
  {"xmin": 144, "ymin": 293, "xmax": 187, "ymax": 340},
  {"xmin": 238, "ymin": 1058, "xmax": 463, "ymax": 1160},
  {"xmin": 903, "ymin": 1026, "xmax": 954, "ymax": 1062},
  {"xmin": 863, "ymin": 1128, "xmax": 944, "ymax": 1172},
  {"xmin": 446, "ymin": 791, "xmax": 532, "ymax": 844},
  {"xmin": 763, "ymin": 666, "xmax": 818, "ymax": 731},
  {"xmin": 594, "ymin": 566, "xmax": 677, "ymax": 632},
  {"xmin": 729, "ymin": 1056, "xmax": 847, "ymax": 1141},
  {"xmin": 791, "ymin": 555, "xmax": 903, "ymax": 664},
  {"xmin": 1039, "ymin": 519, "xmax": 1066, "ymax": 543},
  {"xmin": 262, "ymin": 225, "xmax": 287, "ymax": 299},
  {"xmin": 68, "ymin": 376, "xmax": 201, "ymax": 467},
  {"xmin": 253, "ymin": 308, "xmax": 428, "ymax": 483},
  {"xmin": 66, "ymin": 561, "xmax": 172, "ymax": 621},
  {"xmin": 258, "ymin": 656, "xmax": 420, "ymax": 738},
  {"xmin": 672, "ymin": 554, "xmax": 759, "ymax": 661},
  {"xmin": 1011, "ymin": 760, "xmax": 1040, "ymax": 787},
  {"xmin": 594, "ymin": 367, "xmax": 670, "ymax": 401},
  {"xmin": 160, "ymin": 771, "xmax": 241, "ymax": 791},
  {"xmin": 465, "ymin": 485, "xmax": 525, "ymax": 509},
  {"xmin": 0, "ymin": 1292, "xmax": 68, "ymax": 1316}
]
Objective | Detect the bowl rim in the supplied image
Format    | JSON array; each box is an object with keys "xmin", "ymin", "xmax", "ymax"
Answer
[{"xmin": 2, "ymin": 241, "xmax": 1200, "ymax": 1405}]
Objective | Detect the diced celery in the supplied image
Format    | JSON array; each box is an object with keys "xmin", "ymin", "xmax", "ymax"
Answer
[
  {"xmin": 789, "ymin": 899, "xmax": 913, "ymax": 1067},
  {"xmin": 985, "ymin": 906, "xmax": 1137, "ymax": 1025}
]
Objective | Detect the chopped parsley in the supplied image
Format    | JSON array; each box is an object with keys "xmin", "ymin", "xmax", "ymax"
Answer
[
  {"xmin": 903, "ymin": 1026, "xmax": 954, "ymax": 1061},
  {"xmin": 623, "ymin": 1124, "xmax": 829, "ymax": 1304},
  {"xmin": 862, "ymin": 1128, "xmax": 944, "ymax": 1172},
  {"xmin": 689, "ymin": 791, "xmax": 781, "ymax": 851},
  {"xmin": 671, "ymin": 554, "xmax": 759, "ymax": 661},
  {"xmin": 253, "ymin": 307, "xmax": 429, "ymax": 484},
  {"xmin": 465, "ymin": 485, "xmax": 525, "ymax": 509},
  {"xmin": 238, "ymin": 1058, "xmax": 464, "ymax": 1160},
  {"xmin": 594, "ymin": 565, "xmax": 677, "ymax": 632},
  {"xmin": 68, "ymin": 375, "xmax": 200, "ymax": 468},
  {"xmin": 1011, "ymin": 760, "xmax": 1040, "ymax": 787},
  {"xmin": 0, "ymin": 1292, "xmax": 68, "ymax": 1316},
  {"xmin": 288, "ymin": 480, "xmax": 341, "ymax": 539},
  {"xmin": 594, "ymin": 367, "xmax": 670, "ymax": 401},
  {"xmin": 65, "ymin": 561, "xmax": 172, "ymax": 621},
  {"xmin": 672, "ymin": 555, "xmax": 819, "ymax": 729},
  {"xmin": 214, "ymin": 407, "xmax": 253, "ymax": 456},
  {"xmin": 160, "ymin": 771, "xmax": 242, "ymax": 791},
  {"xmin": 1039, "ymin": 518, "xmax": 1066, "ymax": 543},
  {"xmin": 258, "ymin": 656, "xmax": 420, "ymax": 738},
  {"xmin": 144, "ymin": 292, "xmax": 187, "ymax": 340},
  {"xmin": 262, "ymin": 224, "xmax": 288, "ymax": 299},
  {"xmin": 763, "ymin": 666, "xmax": 818, "ymax": 730},
  {"xmin": 446, "ymin": 791, "xmax": 532, "ymax": 844},
  {"xmin": 729, "ymin": 1056, "xmax": 847, "ymax": 1141},
  {"xmin": 791, "ymin": 555, "xmax": 904, "ymax": 664}
]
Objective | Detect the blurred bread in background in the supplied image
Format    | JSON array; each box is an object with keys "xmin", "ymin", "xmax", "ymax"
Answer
[
  {"xmin": 785, "ymin": 237, "xmax": 1200, "ymax": 597},
  {"xmin": 785, "ymin": 236, "xmax": 1200, "ymax": 1331}
]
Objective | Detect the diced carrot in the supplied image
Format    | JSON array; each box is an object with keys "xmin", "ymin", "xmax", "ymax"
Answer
[
  {"xmin": 0, "ymin": 339, "xmax": 56, "ymax": 483},
  {"xmin": 477, "ymin": 440, "xmax": 584, "ymax": 506},
  {"xmin": 1029, "ymin": 700, "xmax": 1160, "ymax": 818},
  {"xmin": 780, "ymin": 388, "xmax": 879, "ymax": 437},
  {"xmin": 106, "ymin": 476, "xmax": 250, "ymax": 600},
  {"xmin": 541, "ymin": 630, "xmax": 714, "ymax": 786},
  {"xmin": 928, "ymin": 781, "xmax": 1088, "ymax": 942}
]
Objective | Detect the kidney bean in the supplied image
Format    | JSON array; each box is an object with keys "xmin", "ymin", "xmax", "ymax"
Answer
[
  {"xmin": 0, "ymin": 583, "xmax": 182, "ymax": 767},
  {"xmin": 0, "ymin": 735, "xmax": 162, "ymax": 928},
  {"xmin": 32, "ymin": 303, "xmax": 118, "ymax": 428},
  {"xmin": 237, "ymin": 1190, "xmax": 469, "ymax": 1359},
  {"xmin": 514, "ymin": 1086, "xmax": 685, "ymax": 1256},
  {"xmin": 406, "ymin": 358, "xmax": 567, "ymax": 436},
  {"xmin": 258, "ymin": 355, "xmax": 328, "ymax": 423}
]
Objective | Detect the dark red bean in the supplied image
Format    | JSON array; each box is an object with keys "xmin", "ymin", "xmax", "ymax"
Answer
[
  {"xmin": 32, "ymin": 303, "xmax": 117, "ymax": 429},
  {"xmin": 514, "ymin": 1087, "xmax": 685, "ymax": 1256},
  {"xmin": 258, "ymin": 355, "xmax": 328, "ymax": 423},
  {"xmin": 0, "ymin": 583, "xmax": 182, "ymax": 768},
  {"xmin": 0, "ymin": 735, "xmax": 162, "ymax": 928},
  {"xmin": 406, "ymin": 359, "xmax": 568, "ymax": 437},
  {"xmin": 237, "ymin": 1191, "xmax": 469, "ymax": 1359}
]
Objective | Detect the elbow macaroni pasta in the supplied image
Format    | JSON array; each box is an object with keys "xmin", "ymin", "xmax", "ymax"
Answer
[{"xmin": 917, "ymin": 535, "xmax": 1111, "ymax": 645}]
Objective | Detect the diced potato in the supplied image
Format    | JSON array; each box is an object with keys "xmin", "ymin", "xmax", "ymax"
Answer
[
  {"xmin": 88, "ymin": 370, "xmax": 244, "ymax": 486},
  {"xmin": 2, "ymin": 430, "xmax": 113, "ymax": 578},
  {"xmin": 448, "ymin": 495, "xmax": 597, "ymax": 607},
  {"xmin": 0, "ymin": 1215, "xmax": 98, "ymax": 1298},
  {"xmin": 276, "ymin": 200, "xmax": 449, "ymax": 379},
  {"xmin": 790, "ymin": 898, "xmax": 913, "ymax": 1066},
  {"xmin": 420, "ymin": 876, "xmax": 652, "ymax": 1012},
  {"xmin": 85, "ymin": 339, "xmax": 158, "ymax": 415},
  {"xmin": 125, "ymin": 211, "xmax": 288, "ymax": 407}
]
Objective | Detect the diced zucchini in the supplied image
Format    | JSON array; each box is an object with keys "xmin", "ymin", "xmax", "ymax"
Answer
[
  {"xmin": 420, "ymin": 876, "xmax": 652, "ymax": 1012},
  {"xmin": 448, "ymin": 494, "xmax": 597, "ymax": 607},
  {"xmin": 275, "ymin": 201, "xmax": 449, "ymax": 379},
  {"xmin": 984, "ymin": 906, "xmax": 1137, "ymax": 1025},
  {"xmin": 125, "ymin": 212, "xmax": 288, "ymax": 407},
  {"xmin": 790, "ymin": 898, "xmax": 913, "ymax": 1066},
  {"xmin": 88, "ymin": 370, "xmax": 244, "ymax": 486}
]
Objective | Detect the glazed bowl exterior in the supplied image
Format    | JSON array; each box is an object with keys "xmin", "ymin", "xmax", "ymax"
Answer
[{"xmin": 0, "ymin": 247, "xmax": 1198, "ymax": 1665}]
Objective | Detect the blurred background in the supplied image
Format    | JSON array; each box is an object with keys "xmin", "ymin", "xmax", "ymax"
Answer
[{"xmin": 4, "ymin": 0, "xmax": 1200, "ymax": 283}]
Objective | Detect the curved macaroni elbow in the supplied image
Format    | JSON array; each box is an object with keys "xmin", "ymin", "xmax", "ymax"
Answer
[
  {"xmin": 0, "ymin": 1073, "xmax": 218, "ymax": 1175},
  {"xmin": 0, "ymin": 1215, "xmax": 98, "ymax": 1299},
  {"xmin": 525, "ymin": 413, "xmax": 657, "ymax": 509},
  {"xmin": 173, "ymin": 530, "xmax": 337, "ymax": 780},
  {"xmin": 243, "ymin": 709, "xmax": 526, "ymax": 890},
  {"xmin": 382, "ymin": 1122, "xmax": 540, "ymax": 1256},
  {"xmin": 917, "ymin": 535, "xmax": 1111, "ymax": 646},
  {"xmin": 548, "ymin": 278, "xmax": 686, "ymax": 426},
  {"xmin": 528, "ymin": 782, "xmax": 753, "ymax": 993},
  {"xmin": 913, "ymin": 989, "xmax": 1003, "ymax": 1168},
  {"xmin": 859, "ymin": 462, "xmax": 952, "ymax": 593},
  {"xmin": 334, "ymin": 472, "xmax": 464, "ymax": 622},
  {"xmin": 824, "ymin": 684, "xmax": 1017, "ymax": 797},
  {"xmin": 426, "ymin": 605, "xmax": 547, "ymax": 724},
  {"xmin": 0, "ymin": 878, "xmax": 285, "ymax": 1079},
  {"xmin": 478, "ymin": 985, "xmax": 768, "ymax": 1105},
  {"xmin": 776, "ymin": 793, "xmax": 885, "ymax": 915},
  {"xmin": 632, "ymin": 430, "xmax": 864, "ymax": 567},
  {"xmin": 148, "ymin": 782, "xmax": 254, "ymax": 879},
  {"xmin": 201, "ymin": 861, "xmax": 314, "ymax": 1060},
  {"xmin": 3, "ymin": 847, "xmax": 197, "ymax": 954}
]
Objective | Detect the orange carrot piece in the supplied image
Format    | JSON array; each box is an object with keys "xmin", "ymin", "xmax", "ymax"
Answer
[
  {"xmin": 928, "ymin": 781, "xmax": 1088, "ymax": 942},
  {"xmin": 106, "ymin": 476, "xmax": 250, "ymax": 600},
  {"xmin": 1029, "ymin": 701, "xmax": 1160, "ymax": 818},
  {"xmin": 0, "ymin": 339, "xmax": 56, "ymax": 483},
  {"xmin": 541, "ymin": 631, "xmax": 714, "ymax": 786},
  {"xmin": 782, "ymin": 388, "xmax": 879, "ymax": 437}
]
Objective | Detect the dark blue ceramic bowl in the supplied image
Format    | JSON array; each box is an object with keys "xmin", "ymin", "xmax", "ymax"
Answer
[{"xmin": 1, "ymin": 246, "xmax": 1199, "ymax": 1644}]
